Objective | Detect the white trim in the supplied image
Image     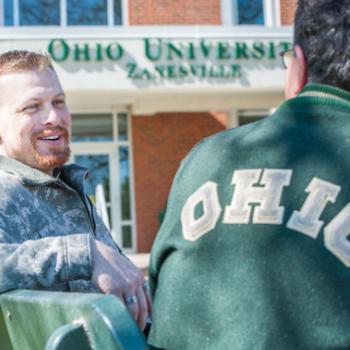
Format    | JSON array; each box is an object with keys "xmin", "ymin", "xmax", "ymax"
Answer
[
  {"xmin": 0, "ymin": 0, "xmax": 4, "ymax": 26},
  {"xmin": 264, "ymin": 0, "xmax": 273, "ymax": 27},
  {"xmin": 111, "ymin": 110, "xmax": 121, "ymax": 246},
  {"xmin": 221, "ymin": 0, "xmax": 233, "ymax": 26},
  {"xmin": 107, "ymin": 0, "xmax": 114, "ymax": 27},
  {"xmin": 127, "ymin": 112, "xmax": 137, "ymax": 253},
  {"xmin": 0, "ymin": 25, "xmax": 293, "ymax": 39},
  {"xmin": 122, "ymin": 0, "xmax": 129, "ymax": 26},
  {"xmin": 111, "ymin": 147, "xmax": 121, "ymax": 245},
  {"xmin": 69, "ymin": 106, "xmax": 129, "ymax": 114},
  {"xmin": 239, "ymin": 109, "xmax": 270, "ymax": 117},
  {"xmin": 232, "ymin": 0, "xmax": 239, "ymax": 25},
  {"xmin": 61, "ymin": 0, "xmax": 67, "ymax": 27},
  {"xmin": 227, "ymin": 109, "xmax": 238, "ymax": 128},
  {"xmin": 71, "ymin": 142, "xmax": 115, "ymax": 153},
  {"xmin": 13, "ymin": 0, "xmax": 18, "ymax": 26},
  {"xmin": 273, "ymin": 0, "xmax": 281, "ymax": 27},
  {"xmin": 264, "ymin": 0, "xmax": 281, "ymax": 27}
]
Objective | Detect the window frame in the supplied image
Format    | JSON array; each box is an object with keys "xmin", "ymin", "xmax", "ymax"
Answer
[
  {"xmin": 221, "ymin": 0, "xmax": 281, "ymax": 27},
  {"xmin": 1, "ymin": 0, "xmax": 128, "ymax": 27}
]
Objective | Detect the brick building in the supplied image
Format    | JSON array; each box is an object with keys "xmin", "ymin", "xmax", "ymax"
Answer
[{"xmin": 0, "ymin": 0, "xmax": 297, "ymax": 253}]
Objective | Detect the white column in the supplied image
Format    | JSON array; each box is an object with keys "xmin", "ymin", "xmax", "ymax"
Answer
[
  {"xmin": 107, "ymin": 0, "xmax": 113, "ymax": 26},
  {"xmin": 122, "ymin": 0, "xmax": 129, "ymax": 26},
  {"xmin": 221, "ymin": 0, "xmax": 234, "ymax": 25},
  {"xmin": 61, "ymin": 0, "xmax": 67, "ymax": 26},
  {"xmin": 264, "ymin": 0, "xmax": 281, "ymax": 27},
  {"xmin": 273, "ymin": 0, "xmax": 281, "ymax": 26},
  {"xmin": 227, "ymin": 109, "xmax": 239, "ymax": 128}
]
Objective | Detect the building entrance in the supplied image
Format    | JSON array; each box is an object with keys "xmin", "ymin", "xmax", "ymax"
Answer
[{"xmin": 70, "ymin": 112, "xmax": 135, "ymax": 252}]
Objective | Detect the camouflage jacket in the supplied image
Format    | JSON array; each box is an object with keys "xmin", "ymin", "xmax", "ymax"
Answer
[{"xmin": 0, "ymin": 156, "xmax": 120, "ymax": 294}]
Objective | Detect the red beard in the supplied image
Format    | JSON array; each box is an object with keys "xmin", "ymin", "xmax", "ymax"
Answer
[{"xmin": 31, "ymin": 127, "xmax": 71, "ymax": 172}]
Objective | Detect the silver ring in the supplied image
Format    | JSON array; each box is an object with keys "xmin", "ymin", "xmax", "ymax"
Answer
[
  {"xmin": 125, "ymin": 295, "xmax": 138, "ymax": 306},
  {"xmin": 142, "ymin": 282, "xmax": 150, "ymax": 292}
]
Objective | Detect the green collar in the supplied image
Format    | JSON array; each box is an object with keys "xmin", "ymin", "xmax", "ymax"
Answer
[
  {"xmin": 0, "ymin": 156, "xmax": 88, "ymax": 191},
  {"xmin": 298, "ymin": 83, "xmax": 350, "ymax": 105}
]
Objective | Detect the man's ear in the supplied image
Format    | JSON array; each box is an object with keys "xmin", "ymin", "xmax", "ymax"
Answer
[{"xmin": 285, "ymin": 45, "xmax": 307, "ymax": 99}]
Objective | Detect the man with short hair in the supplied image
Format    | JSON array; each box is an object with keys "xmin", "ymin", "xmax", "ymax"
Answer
[
  {"xmin": 0, "ymin": 50, "xmax": 151, "ymax": 330},
  {"xmin": 149, "ymin": 0, "xmax": 350, "ymax": 348}
]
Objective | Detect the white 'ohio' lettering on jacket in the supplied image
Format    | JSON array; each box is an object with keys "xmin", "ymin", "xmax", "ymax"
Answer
[{"xmin": 181, "ymin": 168, "xmax": 350, "ymax": 267}]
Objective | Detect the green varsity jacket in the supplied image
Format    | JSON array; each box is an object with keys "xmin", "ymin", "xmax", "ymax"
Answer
[{"xmin": 149, "ymin": 84, "xmax": 350, "ymax": 350}]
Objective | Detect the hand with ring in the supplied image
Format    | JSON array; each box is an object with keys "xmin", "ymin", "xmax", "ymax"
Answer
[{"xmin": 91, "ymin": 239, "xmax": 152, "ymax": 330}]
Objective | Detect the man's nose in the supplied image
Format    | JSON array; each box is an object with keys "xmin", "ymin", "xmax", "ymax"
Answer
[{"xmin": 42, "ymin": 107, "xmax": 61, "ymax": 126}]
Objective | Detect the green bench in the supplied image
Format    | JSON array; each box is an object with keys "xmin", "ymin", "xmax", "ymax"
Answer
[{"xmin": 0, "ymin": 289, "xmax": 149, "ymax": 350}]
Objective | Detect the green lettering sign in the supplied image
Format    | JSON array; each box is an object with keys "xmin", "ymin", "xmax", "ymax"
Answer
[
  {"xmin": 48, "ymin": 39, "xmax": 69, "ymax": 62},
  {"xmin": 74, "ymin": 43, "xmax": 90, "ymax": 61},
  {"xmin": 200, "ymin": 41, "xmax": 212, "ymax": 59},
  {"xmin": 217, "ymin": 42, "xmax": 231, "ymax": 60},
  {"xmin": 144, "ymin": 38, "xmax": 162, "ymax": 61},
  {"xmin": 188, "ymin": 42, "xmax": 196, "ymax": 60},
  {"xmin": 95, "ymin": 43, "xmax": 103, "ymax": 61},
  {"xmin": 47, "ymin": 38, "xmax": 291, "ymax": 81},
  {"xmin": 106, "ymin": 43, "xmax": 124, "ymax": 61},
  {"xmin": 268, "ymin": 41, "xmax": 276, "ymax": 59},
  {"xmin": 235, "ymin": 42, "xmax": 249, "ymax": 59},
  {"xmin": 252, "ymin": 41, "xmax": 265, "ymax": 59},
  {"xmin": 166, "ymin": 43, "xmax": 183, "ymax": 60}
]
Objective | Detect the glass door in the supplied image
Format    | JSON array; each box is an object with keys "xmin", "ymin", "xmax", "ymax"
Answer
[
  {"xmin": 69, "ymin": 111, "xmax": 136, "ymax": 252},
  {"xmin": 75, "ymin": 153, "xmax": 112, "ymax": 228},
  {"xmin": 71, "ymin": 145, "xmax": 118, "ymax": 241}
]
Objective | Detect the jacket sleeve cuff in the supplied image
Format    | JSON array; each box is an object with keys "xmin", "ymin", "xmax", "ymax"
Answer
[{"xmin": 62, "ymin": 234, "xmax": 92, "ymax": 281}]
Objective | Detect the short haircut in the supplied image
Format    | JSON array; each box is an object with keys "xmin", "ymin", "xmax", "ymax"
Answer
[
  {"xmin": 0, "ymin": 50, "xmax": 55, "ymax": 75},
  {"xmin": 294, "ymin": 0, "xmax": 350, "ymax": 91}
]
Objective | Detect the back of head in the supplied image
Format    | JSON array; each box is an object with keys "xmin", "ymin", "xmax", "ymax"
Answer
[
  {"xmin": 0, "ymin": 50, "xmax": 54, "ymax": 76},
  {"xmin": 294, "ymin": 0, "xmax": 350, "ymax": 91}
]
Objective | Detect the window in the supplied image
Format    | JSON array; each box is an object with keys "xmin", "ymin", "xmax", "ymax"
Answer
[
  {"xmin": 221, "ymin": 0, "xmax": 280, "ymax": 27},
  {"xmin": 19, "ymin": 0, "xmax": 60, "ymax": 25},
  {"xmin": 4, "ymin": 0, "xmax": 14, "ymax": 25},
  {"xmin": 2, "ymin": 0, "xmax": 124, "ymax": 26},
  {"xmin": 71, "ymin": 113, "xmax": 113, "ymax": 142},
  {"xmin": 67, "ymin": 0, "xmax": 108, "ymax": 26},
  {"xmin": 236, "ymin": 0, "xmax": 264, "ymax": 25}
]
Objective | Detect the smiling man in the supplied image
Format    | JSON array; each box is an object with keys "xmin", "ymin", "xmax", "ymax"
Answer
[
  {"xmin": 0, "ymin": 65, "xmax": 71, "ymax": 174},
  {"xmin": 0, "ymin": 51, "xmax": 151, "ymax": 331}
]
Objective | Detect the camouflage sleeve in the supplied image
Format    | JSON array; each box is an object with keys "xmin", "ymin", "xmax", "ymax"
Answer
[
  {"xmin": 88, "ymin": 197, "xmax": 122, "ymax": 253},
  {"xmin": 0, "ymin": 232, "xmax": 92, "ymax": 294}
]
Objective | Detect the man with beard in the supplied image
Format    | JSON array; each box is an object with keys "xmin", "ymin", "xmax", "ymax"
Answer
[
  {"xmin": 0, "ymin": 50, "xmax": 151, "ymax": 331},
  {"xmin": 149, "ymin": 0, "xmax": 350, "ymax": 349}
]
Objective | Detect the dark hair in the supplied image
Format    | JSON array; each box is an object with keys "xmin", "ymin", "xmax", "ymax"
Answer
[
  {"xmin": 294, "ymin": 0, "xmax": 350, "ymax": 91},
  {"xmin": 0, "ymin": 50, "xmax": 55, "ymax": 75}
]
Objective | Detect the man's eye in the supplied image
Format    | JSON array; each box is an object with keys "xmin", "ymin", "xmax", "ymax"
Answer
[
  {"xmin": 53, "ymin": 100, "xmax": 65, "ymax": 107},
  {"xmin": 23, "ymin": 104, "xmax": 39, "ymax": 112}
]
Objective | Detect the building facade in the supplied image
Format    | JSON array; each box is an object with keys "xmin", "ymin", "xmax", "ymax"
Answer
[{"xmin": 0, "ymin": 0, "xmax": 297, "ymax": 253}]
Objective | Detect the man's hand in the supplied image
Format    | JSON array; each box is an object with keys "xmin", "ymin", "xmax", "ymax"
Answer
[{"xmin": 91, "ymin": 239, "xmax": 152, "ymax": 330}]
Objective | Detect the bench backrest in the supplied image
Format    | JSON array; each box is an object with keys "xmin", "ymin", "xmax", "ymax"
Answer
[{"xmin": 0, "ymin": 289, "xmax": 149, "ymax": 350}]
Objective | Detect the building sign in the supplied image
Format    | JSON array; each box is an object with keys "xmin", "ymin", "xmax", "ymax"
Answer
[{"xmin": 48, "ymin": 38, "xmax": 291, "ymax": 81}]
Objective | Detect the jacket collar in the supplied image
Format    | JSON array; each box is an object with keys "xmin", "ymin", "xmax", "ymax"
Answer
[
  {"xmin": 0, "ymin": 156, "xmax": 88, "ymax": 192},
  {"xmin": 298, "ymin": 83, "xmax": 350, "ymax": 105}
]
